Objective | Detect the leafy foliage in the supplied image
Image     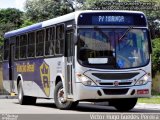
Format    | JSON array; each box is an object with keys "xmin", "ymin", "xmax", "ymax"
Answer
[
  {"xmin": 0, "ymin": 8, "xmax": 23, "ymax": 27},
  {"xmin": 152, "ymin": 38, "xmax": 160, "ymax": 76},
  {"xmin": 20, "ymin": 19, "xmax": 35, "ymax": 28},
  {"xmin": 0, "ymin": 22, "xmax": 16, "ymax": 44},
  {"xmin": 0, "ymin": 8, "xmax": 24, "ymax": 46},
  {"xmin": 25, "ymin": 0, "xmax": 74, "ymax": 22}
]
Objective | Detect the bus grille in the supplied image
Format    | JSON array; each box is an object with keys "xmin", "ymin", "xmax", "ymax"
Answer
[
  {"xmin": 92, "ymin": 73, "xmax": 139, "ymax": 80},
  {"xmin": 99, "ymin": 82, "xmax": 132, "ymax": 86},
  {"xmin": 102, "ymin": 88, "xmax": 129, "ymax": 95}
]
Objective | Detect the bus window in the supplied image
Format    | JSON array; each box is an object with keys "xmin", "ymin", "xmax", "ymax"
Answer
[
  {"xmin": 20, "ymin": 35, "xmax": 27, "ymax": 59},
  {"xmin": 45, "ymin": 27, "xmax": 55, "ymax": 56},
  {"xmin": 56, "ymin": 25, "xmax": 64, "ymax": 55},
  {"xmin": 15, "ymin": 36, "xmax": 19, "ymax": 59},
  {"xmin": 28, "ymin": 32, "xmax": 35, "ymax": 58},
  {"xmin": 3, "ymin": 39, "xmax": 9, "ymax": 61},
  {"xmin": 36, "ymin": 30, "xmax": 44, "ymax": 57}
]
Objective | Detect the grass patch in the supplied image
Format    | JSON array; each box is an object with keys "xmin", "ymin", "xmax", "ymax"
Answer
[
  {"xmin": 138, "ymin": 97, "xmax": 160, "ymax": 104},
  {"xmin": 152, "ymin": 90, "xmax": 160, "ymax": 96}
]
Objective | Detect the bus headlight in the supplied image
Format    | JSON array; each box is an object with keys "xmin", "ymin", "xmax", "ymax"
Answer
[
  {"xmin": 135, "ymin": 74, "xmax": 149, "ymax": 85},
  {"xmin": 77, "ymin": 74, "xmax": 97, "ymax": 86}
]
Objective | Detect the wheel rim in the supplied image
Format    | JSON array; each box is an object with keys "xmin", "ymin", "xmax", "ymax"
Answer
[{"xmin": 57, "ymin": 88, "xmax": 66, "ymax": 104}]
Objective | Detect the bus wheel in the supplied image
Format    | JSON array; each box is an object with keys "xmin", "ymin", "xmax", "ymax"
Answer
[
  {"xmin": 113, "ymin": 98, "xmax": 137, "ymax": 112},
  {"xmin": 54, "ymin": 82, "xmax": 78, "ymax": 110},
  {"xmin": 18, "ymin": 81, "xmax": 36, "ymax": 105}
]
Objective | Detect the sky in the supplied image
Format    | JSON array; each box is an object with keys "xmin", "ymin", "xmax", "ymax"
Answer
[{"xmin": 0, "ymin": 0, "xmax": 26, "ymax": 11}]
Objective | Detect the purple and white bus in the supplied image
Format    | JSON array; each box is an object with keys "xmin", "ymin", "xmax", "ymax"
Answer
[{"xmin": 2, "ymin": 10, "xmax": 152, "ymax": 111}]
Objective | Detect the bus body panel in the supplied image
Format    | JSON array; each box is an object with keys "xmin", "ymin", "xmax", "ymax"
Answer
[{"xmin": 3, "ymin": 57, "xmax": 65, "ymax": 98}]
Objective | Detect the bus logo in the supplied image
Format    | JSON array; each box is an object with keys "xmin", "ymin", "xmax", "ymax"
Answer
[
  {"xmin": 113, "ymin": 81, "xmax": 119, "ymax": 86},
  {"xmin": 40, "ymin": 62, "xmax": 50, "ymax": 97}
]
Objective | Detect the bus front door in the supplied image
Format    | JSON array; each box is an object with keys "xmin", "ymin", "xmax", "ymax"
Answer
[
  {"xmin": 65, "ymin": 29, "xmax": 74, "ymax": 97},
  {"xmin": 9, "ymin": 44, "xmax": 15, "ymax": 94}
]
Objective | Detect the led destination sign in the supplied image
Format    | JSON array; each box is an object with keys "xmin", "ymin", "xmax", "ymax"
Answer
[
  {"xmin": 98, "ymin": 16, "xmax": 125, "ymax": 23},
  {"xmin": 92, "ymin": 15, "xmax": 133, "ymax": 25},
  {"xmin": 78, "ymin": 12, "xmax": 147, "ymax": 26}
]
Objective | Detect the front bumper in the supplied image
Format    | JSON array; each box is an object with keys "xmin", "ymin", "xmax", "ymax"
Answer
[{"xmin": 75, "ymin": 82, "xmax": 151, "ymax": 101}]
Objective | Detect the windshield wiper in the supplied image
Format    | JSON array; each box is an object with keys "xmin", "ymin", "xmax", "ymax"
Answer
[
  {"xmin": 117, "ymin": 26, "xmax": 133, "ymax": 50},
  {"xmin": 118, "ymin": 26, "xmax": 133, "ymax": 42}
]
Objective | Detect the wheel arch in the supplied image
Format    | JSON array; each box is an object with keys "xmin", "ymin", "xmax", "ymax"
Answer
[
  {"xmin": 17, "ymin": 74, "xmax": 23, "ymax": 87},
  {"xmin": 55, "ymin": 75, "xmax": 64, "ymax": 87}
]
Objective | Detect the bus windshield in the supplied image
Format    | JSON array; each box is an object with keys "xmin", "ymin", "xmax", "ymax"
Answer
[{"xmin": 77, "ymin": 28, "xmax": 150, "ymax": 69}]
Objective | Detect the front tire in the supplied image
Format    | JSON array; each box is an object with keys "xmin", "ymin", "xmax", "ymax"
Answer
[
  {"xmin": 112, "ymin": 98, "xmax": 137, "ymax": 111},
  {"xmin": 18, "ymin": 81, "xmax": 36, "ymax": 105},
  {"xmin": 54, "ymin": 82, "xmax": 78, "ymax": 110}
]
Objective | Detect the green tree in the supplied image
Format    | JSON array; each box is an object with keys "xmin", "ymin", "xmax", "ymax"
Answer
[
  {"xmin": 152, "ymin": 38, "xmax": 160, "ymax": 76},
  {"xmin": 25, "ymin": 0, "xmax": 74, "ymax": 22},
  {"xmin": 0, "ymin": 8, "xmax": 24, "ymax": 46},
  {"xmin": 20, "ymin": 19, "xmax": 35, "ymax": 28},
  {"xmin": 0, "ymin": 8, "xmax": 23, "ymax": 28}
]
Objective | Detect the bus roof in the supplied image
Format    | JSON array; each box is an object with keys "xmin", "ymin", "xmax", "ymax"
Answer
[
  {"xmin": 4, "ymin": 23, "xmax": 42, "ymax": 38},
  {"xmin": 4, "ymin": 10, "xmax": 145, "ymax": 38},
  {"xmin": 4, "ymin": 12, "xmax": 76, "ymax": 38}
]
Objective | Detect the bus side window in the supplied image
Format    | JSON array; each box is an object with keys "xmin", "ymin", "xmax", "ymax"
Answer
[
  {"xmin": 15, "ymin": 36, "xmax": 19, "ymax": 59},
  {"xmin": 20, "ymin": 34, "xmax": 27, "ymax": 59},
  {"xmin": 56, "ymin": 25, "xmax": 64, "ymax": 55},
  {"xmin": 28, "ymin": 32, "xmax": 35, "ymax": 58},
  {"xmin": 45, "ymin": 27, "xmax": 55, "ymax": 56},
  {"xmin": 3, "ymin": 39, "xmax": 9, "ymax": 61},
  {"xmin": 36, "ymin": 30, "xmax": 44, "ymax": 57}
]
